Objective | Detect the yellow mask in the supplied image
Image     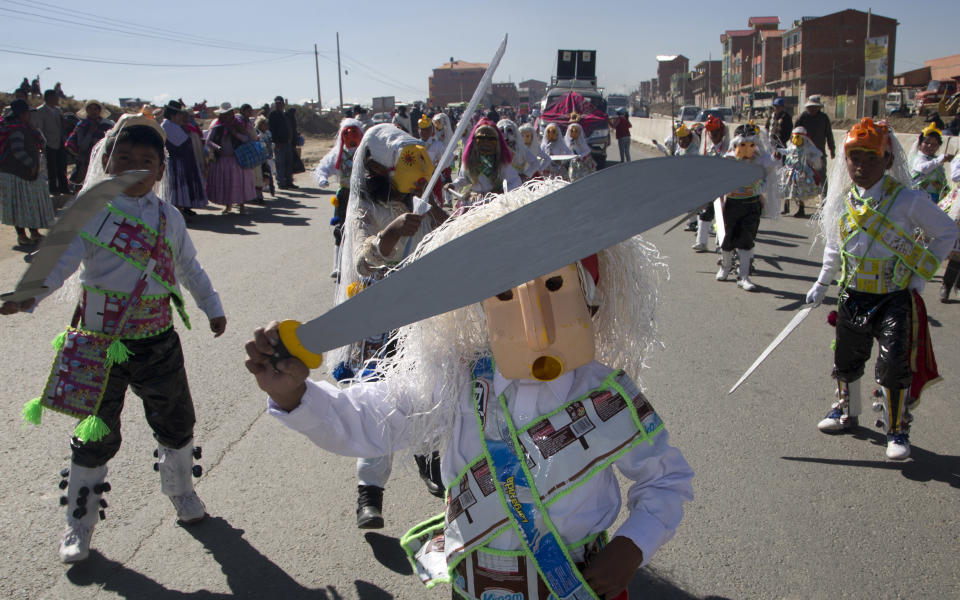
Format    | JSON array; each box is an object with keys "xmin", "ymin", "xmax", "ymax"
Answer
[
  {"xmin": 735, "ymin": 141, "xmax": 756, "ymax": 160},
  {"xmin": 392, "ymin": 144, "xmax": 434, "ymax": 194},
  {"xmin": 482, "ymin": 264, "xmax": 595, "ymax": 381},
  {"xmin": 546, "ymin": 125, "xmax": 559, "ymax": 142},
  {"xmin": 791, "ymin": 134, "xmax": 804, "ymax": 147}
]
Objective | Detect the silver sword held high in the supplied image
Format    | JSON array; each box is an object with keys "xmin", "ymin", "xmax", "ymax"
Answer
[
  {"xmin": 282, "ymin": 156, "xmax": 764, "ymax": 361},
  {"xmin": 728, "ymin": 305, "xmax": 815, "ymax": 395}
]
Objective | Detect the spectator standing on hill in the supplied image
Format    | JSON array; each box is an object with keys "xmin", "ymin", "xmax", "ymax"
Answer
[
  {"xmin": 269, "ymin": 96, "xmax": 295, "ymax": 189},
  {"xmin": 32, "ymin": 89, "xmax": 70, "ymax": 196}
]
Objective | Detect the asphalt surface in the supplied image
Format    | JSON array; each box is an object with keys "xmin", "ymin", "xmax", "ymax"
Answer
[{"xmin": 1, "ymin": 140, "xmax": 957, "ymax": 600}]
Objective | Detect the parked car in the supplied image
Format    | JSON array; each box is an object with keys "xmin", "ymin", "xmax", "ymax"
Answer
[
  {"xmin": 694, "ymin": 109, "xmax": 724, "ymax": 122},
  {"xmin": 676, "ymin": 105, "xmax": 701, "ymax": 123},
  {"xmin": 709, "ymin": 106, "xmax": 734, "ymax": 122},
  {"xmin": 371, "ymin": 112, "xmax": 391, "ymax": 125}
]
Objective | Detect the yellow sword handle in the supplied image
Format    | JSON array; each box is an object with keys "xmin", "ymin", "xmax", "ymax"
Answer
[{"xmin": 273, "ymin": 320, "xmax": 324, "ymax": 370}]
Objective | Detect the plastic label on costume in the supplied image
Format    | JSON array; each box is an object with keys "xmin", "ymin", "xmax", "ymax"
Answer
[
  {"xmin": 840, "ymin": 177, "xmax": 940, "ymax": 292},
  {"xmin": 401, "ymin": 359, "xmax": 663, "ymax": 596}
]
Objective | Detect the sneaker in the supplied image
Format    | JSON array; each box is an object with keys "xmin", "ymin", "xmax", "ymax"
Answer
[
  {"xmin": 356, "ymin": 485, "xmax": 384, "ymax": 529},
  {"xmin": 817, "ymin": 407, "xmax": 858, "ymax": 433},
  {"xmin": 169, "ymin": 492, "xmax": 206, "ymax": 524},
  {"xmin": 59, "ymin": 522, "xmax": 94, "ymax": 563},
  {"xmin": 885, "ymin": 433, "xmax": 911, "ymax": 460},
  {"xmin": 692, "ymin": 242, "xmax": 707, "ymax": 252},
  {"xmin": 737, "ymin": 277, "xmax": 757, "ymax": 292},
  {"xmin": 940, "ymin": 286, "xmax": 950, "ymax": 303},
  {"xmin": 715, "ymin": 266, "xmax": 730, "ymax": 281}
]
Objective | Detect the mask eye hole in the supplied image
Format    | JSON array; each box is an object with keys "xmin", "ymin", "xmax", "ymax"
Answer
[
  {"xmin": 496, "ymin": 290, "xmax": 514, "ymax": 301},
  {"xmin": 545, "ymin": 276, "xmax": 563, "ymax": 292}
]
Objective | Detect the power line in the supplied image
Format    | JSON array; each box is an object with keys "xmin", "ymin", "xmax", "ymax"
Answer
[
  {"xmin": 1, "ymin": 0, "xmax": 313, "ymax": 56},
  {"xmin": 0, "ymin": 44, "xmax": 304, "ymax": 68}
]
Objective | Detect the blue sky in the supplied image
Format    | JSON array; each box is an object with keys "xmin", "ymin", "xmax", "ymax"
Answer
[{"xmin": 1, "ymin": 0, "xmax": 954, "ymax": 108}]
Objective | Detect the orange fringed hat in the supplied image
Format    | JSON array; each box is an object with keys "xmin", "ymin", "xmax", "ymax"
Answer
[{"xmin": 843, "ymin": 118, "xmax": 890, "ymax": 155}]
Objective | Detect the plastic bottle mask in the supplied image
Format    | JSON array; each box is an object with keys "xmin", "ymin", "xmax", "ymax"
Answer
[
  {"xmin": 735, "ymin": 141, "xmax": 757, "ymax": 160},
  {"xmin": 474, "ymin": 126, "xmax": 499, "ymax": 156},
  {"xmin": 546, "ymin": 126, "xmax": 559, "ymax": 142},
  {"xmin": 342, "ymin": 126, "xmax": 363, "ymax": 150},
  {"xmin": 392, "ymin": 144, "xmax": 433, "ymax": 194},
  {"xmin": 482, "ymin": 264, "xmax": 595, "ymax": 381},
  {"xmin": 570, "ymin": 126, "xmax": 581, "ymax": 140},
  {"xmin": 791, "ymin": 134, "xmax": 804, "ymax": 147},
  {"xmin": 521, "ymin": 129, "xmax": 533, "ymax": 146}
]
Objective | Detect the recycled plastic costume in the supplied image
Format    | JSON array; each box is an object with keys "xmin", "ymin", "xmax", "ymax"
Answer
[
  {"xmin": 497, "ymin": 118, "xmax": 539, "ymax": 181},
  {"xmin": 564, "ymin": 122, "xmax": 596, "ymax": 181},
  {"xmin": 332, "ymin": 123, "xmax": 443, "ymax": 528},
  {"xmin": 417, "ymin": 115, "xmax": 445, "ymax": 167},
  {"xmin": 262, "ymin": 179, "xmax": 693, "ymax": 600},
  {"xmin": 432, "ymin": 113, "xmax": 456, "ymax": 204},
  {"xmin": 691, "ymin": 116, "xmax": 729, "ymax": 250},
  {"xmin": 938, "ymin": 155, "xmax": 960, "ymax": 301},
  {"xmin": 540, "ymin": 123, "xmax": 573, "ymax": 179},
  {"xmin": 314, "ymin": 118, "xmax": 364, "ymax": 277},
  {"xmin": 655, "ymin": 123, "xmax": 700, "ymax": 158},
  {"xmin": 777, "ymin": 126, "xmax": 823, "ymax": 217},
  {"xmin": 16, "ymin": 114, "xmax": 223, "ymax": 562},
  {"xmin": 908, "ymin": 123, "xmax": 951, "ymax": 202},
  {"xmin": 806, "ymin": 118, "xmax": 958, "ymax": 460},
  {"xmin": 519, "ymin": 122, "xmax": 551, "ymax": 174},
  {"xmin": 450, "ymin": 119, "xmax": 521, "ymax": 205}
]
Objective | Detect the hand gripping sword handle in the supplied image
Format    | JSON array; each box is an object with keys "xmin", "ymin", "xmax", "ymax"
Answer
[{"xmin": 271, "ymin": 320, "xmax": 323, "ymax": 371}]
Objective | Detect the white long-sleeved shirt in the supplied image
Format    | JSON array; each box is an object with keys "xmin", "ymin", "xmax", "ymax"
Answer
[
  {"xmin": 39, "ymin": 192, "xmax": 224, "ymax": 319},
  {"xmin": 816, "ymin": 178, "xmax": 959, "ymax": 290},
  {"xmin": 911, "ymin": 152, "xmax": 947, "ymax": 178},
  {"xmin": 268, "ymin": 360, "xmax": 694, "ymax": 567},
  {"xmin": 950, "ymin": 154, "xmax": 960, "ymax": 183}
]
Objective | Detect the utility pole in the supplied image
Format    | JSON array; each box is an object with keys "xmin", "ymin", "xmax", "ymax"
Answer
[
  {"xmin": 336, "ymin": 32, "xmax": 344, "ymax": 110},
  {"xmin": 314, "ymin": 44, "xmax": 322, "ymax": 110}
]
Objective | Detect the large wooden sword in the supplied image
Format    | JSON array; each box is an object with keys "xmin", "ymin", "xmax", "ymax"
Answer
[
  {"xmin": 275, "ymin": 157, "xmax": 764, "ymax": 368},
  {"xmin": 2, "ymin": 170, "xmax": 149, "ymax": 304}
]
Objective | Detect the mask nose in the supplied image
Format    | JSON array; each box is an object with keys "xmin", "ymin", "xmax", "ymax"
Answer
[{"xmin": 517, "ymin": 282, "xmax": 552, "ymax": 350}]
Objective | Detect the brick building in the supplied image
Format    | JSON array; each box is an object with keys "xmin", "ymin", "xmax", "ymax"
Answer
[
  {"xmin": 773, "ymin": 10, "xmax": 897, "ymax": 104},
  {"xmin": 926, "ymin": 54, "xmax": 960, "ymax": 81},
  {"xmin": 429, "ymin": 59, "xmax": 487, "ymax": 107},
  {"xmin": 638, "ymin": 80, "xmax": 651, "ymax": 101},
  {"xmin": 721, "ymin": 17, "xmax": 780, "ymax": 108},
  {"xmin": 691, "ymin": 60, "xmax": 722, "ymax": 107},
  {"xmin": 753, "ymin": 30, "xmax": 783, "ymax": 90},
  {"xmin": 656, "ymin": 55, "xmax": 688, "ymax": 102},
  {"xmin": 518, "ymin": 79, "xmax": 547, "ymax": 105},
  {"xmin": 491, "ymin": 82, "xmax": 520, "ymax": 108}
]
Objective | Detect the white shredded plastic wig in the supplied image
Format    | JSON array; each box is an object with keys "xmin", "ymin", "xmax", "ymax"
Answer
[
  {"xmin": 432, "ymin": 113, "xmax": 453, "ymax": 144},
  {"xmin": 366, "ymin": 177, "xmax": 668, "ymax": 453},
  {"xmin": 812, "ymin": 125, "xmax": 911, "ymax": 249},
  {"xmin": 313, "ymin": 117, "xmax": 363, "ymax": 186}
]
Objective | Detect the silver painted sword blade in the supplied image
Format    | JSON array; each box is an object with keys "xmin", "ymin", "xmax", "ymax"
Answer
[
  {"xmin": 299, "ymin": 156, "xmax": 764, "ymax": 354},
  {"xmin": 728, "ymin": 305, "xmax": 814, "ymax": 395},
  {"xmin": 1, "ymin": 170, "xmax": 149, "ymax": 303}
]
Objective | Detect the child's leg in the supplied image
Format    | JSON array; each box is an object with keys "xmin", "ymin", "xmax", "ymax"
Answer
[{"xmin": 127, "ymin": 329, "xmax": 205, "ymax": 522}]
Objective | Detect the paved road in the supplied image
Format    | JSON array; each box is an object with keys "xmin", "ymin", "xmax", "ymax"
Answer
[{"xmin": 1, "ymin": 142, "xmax": 957, "ymax": 600}]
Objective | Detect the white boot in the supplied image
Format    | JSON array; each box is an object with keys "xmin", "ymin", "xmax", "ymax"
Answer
[
  {"xmin": 58, "ymin": 463, "xmax": 109, "ymax": 563},
  {"xmin": 818, "ymin": 379, "xmax": 861, "ymax": 433},
  {"xmin": 692, "ymin": 219, "xmax": 711, "ymax": 252},
  {"xmin": 157, "ymin": 442, "xmax": 206, "ymax": 523},
  {"xmin": 736, "ymin": 249, "xmax": 757, "ymax": 291},
  {"xmin": 716, "ymin": 250, "xmax": 732, "ymax": 281}
]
